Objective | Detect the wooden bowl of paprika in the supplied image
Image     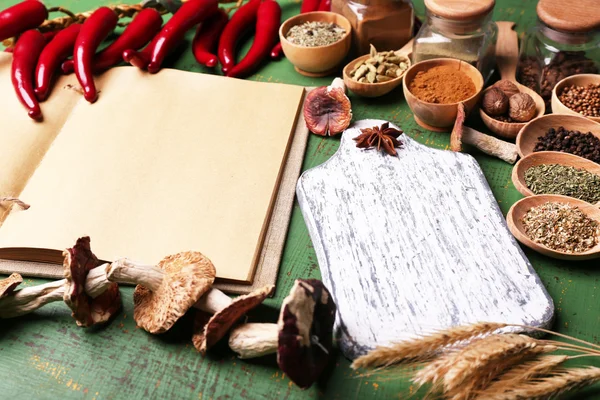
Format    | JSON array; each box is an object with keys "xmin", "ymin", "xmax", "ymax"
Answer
[
  {"xmin": 402, "ymin": 58, "xmax": 484, "ymax": 132},
  {"xmin": 279, "ymin": 11, "xmax": 352, "ymax": 77}
]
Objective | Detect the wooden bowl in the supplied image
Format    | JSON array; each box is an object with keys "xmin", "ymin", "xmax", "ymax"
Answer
[
  {"xmin": 507, "ymin": 194, "xmax": 600, "ymax": 260},
  {"xmin": 342, "ymin": 40, "xmax": 412, "ymax": 98},
  {"xmin": 551, "ymin": 74, "xmax": 600, "ymax": 123},
  {"xmin": 279, "ymin": 12, "xmax": 352, "ymax": 77},
  {"xmin": 515, "ymin": 114, "xmax": 600, "ymax": 158},
  {"xmin": 402, "ymin": 58, "xmax": 484, "ymax": 132},
  {"xmin": 512, "ymin": 151, "xmax": 600, "ymax": 200},
  {"xmin": 479, "ymin": 83, "xmax": 546, "ymax": 140}
]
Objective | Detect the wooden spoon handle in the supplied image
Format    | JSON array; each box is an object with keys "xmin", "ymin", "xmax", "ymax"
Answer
[
  {"xmin": 395, "ymin": 38, "xmax": 414, "ymax": 58},
  {"xmin": 496, "ymin": 21, "xmax": 518, "ymax": 82}
]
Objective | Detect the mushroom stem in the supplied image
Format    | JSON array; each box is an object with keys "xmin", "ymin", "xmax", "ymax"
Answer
[
  {"xmin": 0, "ymin": 267, "xmax": 112, "ymax": 318},
  {"xmin": 228, "ymin": 323, "xmax": 279, "ymax": 359},
  {"xmin": 106, "ymin": 258, "xmax": 232, "ymax": 314},
  {"xmin": 462, "ymin": 126, "xmax": 518, "ymax": 164}
]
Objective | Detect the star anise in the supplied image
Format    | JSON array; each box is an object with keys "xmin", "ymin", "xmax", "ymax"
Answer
[{"xmin": 353, "ymin": 122, "xmax": 404, "ymax": 156}]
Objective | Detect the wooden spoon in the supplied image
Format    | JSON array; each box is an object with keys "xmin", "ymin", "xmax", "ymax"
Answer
[
  {"xmin": 512, "ymin": 151, "xmax": 600, "ymax": 205},
  {"xmin": 507, "ymin": 195, "xmax": 600, "ymax": 260},
  {"xmin": 480, "ymin": 21, "xmax": 546, "ymax": 140},
  {"xmin": 516, "ymin": 114, "xmax": 600, "ymax": 158},
  {"xmin": 342, "ymin": 39, "xmax": 413, "ymax": 98}
]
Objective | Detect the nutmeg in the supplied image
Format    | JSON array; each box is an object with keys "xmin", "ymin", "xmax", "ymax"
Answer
[
  {"xmin": 508, "ymin": 93, "xmax": 537, "ymax": 122},
  {"xmin": 493, "ymin": 80, "xmax": 520, "ymax": 98},
  {"xmin": 482, "ymin": 87, "xmax": 509, "ymax": 116}
]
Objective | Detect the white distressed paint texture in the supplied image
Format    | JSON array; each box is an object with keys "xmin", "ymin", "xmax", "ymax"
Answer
[{"xmin": 297, "ymin": 119, "xmax": 554, "ymax": 360}]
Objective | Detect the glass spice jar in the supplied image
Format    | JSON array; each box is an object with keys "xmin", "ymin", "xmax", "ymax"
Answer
[
  {"xmin": 331, "ymin": 0, "xmax": 414, "ymax": 56},
  {"xmin": 412, "ymin": 0, "xmax": 498, "ymax": 82},
  {"xmin": 517, "ymin": 0, "xmax": 600, "ymax": 109}
]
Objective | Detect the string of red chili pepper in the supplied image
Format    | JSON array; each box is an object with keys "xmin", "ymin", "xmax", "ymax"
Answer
[
  {"xmin": 73, "ymin": 7, "xmax": 118, "ymax": 103},
  {"xmin": 34, "ymin": 24, "xmax": 81, "ymax": 101},
  {"xmin": 124, "ymin": 0, "xmax": 218, "ymax": 74},
  {"xmin": 62, "ymin": 8, "xmax": 163, "ymax": 74},
  {"xmin": 217, "ymin": 0, "xmax": 261, "ymax": 74},
  {"xmin": 192, "ymin": 8, "xmax": 228, "ymax": 68},
  {"xmin": 317, "ymin": 0, "xmax": 331, "ymax": 11},
  {"xmin": 11, "ymin": 29, "xmax": 46, "ymax": 120},
  {"xmin": 227, "ymin": 0, "xmax": 281, "ymax": 78},
  {"xmin": 0, "ymin": 0, "xmax": 47, "ymax": 42}
]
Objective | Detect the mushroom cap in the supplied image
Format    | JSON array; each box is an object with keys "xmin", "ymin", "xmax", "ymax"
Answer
[
  {"xmin": 63, "ymin": 237, "xmax": 122, "ymax": 327},
  {"xmin": 277, "ymin": 279, "xmax": 336, "ymax": 389},
  {"xmin": 192, "ymin": 284, "xmax": 275, "ymax": 354},
  {"xmin": 0, "ymin": 273, "xmax": 23, "ymax": 299},
  {"xmin": 303, "ymin": 83, "xmax": 352, "ymax": 137},
  {"xmin": 134, "ymin": 251, "xmax": 216, "ymax": 334},
  {"xmin": 450, "ymin": 102, "xmax": 467, "ymax": 152}
]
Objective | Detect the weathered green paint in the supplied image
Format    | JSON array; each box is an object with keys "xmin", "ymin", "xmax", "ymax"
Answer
[{"xmin": 1, "ymin": 0, "xmax": 599, "ymax": 398}]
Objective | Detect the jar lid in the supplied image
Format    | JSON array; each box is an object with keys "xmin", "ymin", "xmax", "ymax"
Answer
[
  {"xmin": 424, "ymin": 0, "xmax": 495, "ymax": 21},
  {"xmin": 537, "ymin": 0, "xmax": 600, "ymax": 33}
]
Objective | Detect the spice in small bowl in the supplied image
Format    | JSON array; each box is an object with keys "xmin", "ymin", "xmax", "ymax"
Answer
[
  {"xmin": 524, "ymin": 164, "xmax": 600, "ymax": 204},
  {"xmin": 285, "ymin": 21, "xmax": 346, "ymax": 47},
  {"xmin": 533, "ymin": 126, "xmax": 600, "ymax": 164},
  {"xmin": 408, "ymin": 64, "xmax": 476, "ymax": 104},
  {"xmin": 348, "ymin": 44, "xmax": 409, "ymax": 84},
  {"xmin": 482, "ymin": 80, "xmax": 537, "ymax": 123},
  {"xmin": 558, "ymin": 83, "xmax": 600, "ymax": 118},
  {"xmin": 521, "ymin": 201, "xmax": 599, "ymax": 254}
]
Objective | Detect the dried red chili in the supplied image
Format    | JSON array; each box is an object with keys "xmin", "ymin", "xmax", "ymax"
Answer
[
  {"xmin": 192, "ymin": 8, "xmax": 228, "ymax": 68},
  {"xmin": 63, "ymin": 8, "xmax": 163, "ymax": 74},
  {"xmin": 0, "ymin": 0, "xmax": 47, "ymax": 42},
  {"xmin": 73, "ymin": 7, "xmax": 118, "ymax": 103},
  {"xmin": 270, "ymin": 42, "xmax": 282, "ymax": 59},
  {"xmin": 11, "ymin": 29, "xmax": 45, "ymax": 120},
  {"xmin": 301, "ymin": 0, "xmax": 320, "ymax": 13},
  {"xmin": 317, "ymin": 0, "xmax": 331, "ymax": 11},
  {"xmin": 227, "ymin": 0, "xmax": 281, "ymax": 78},
  {"xmin": 35, "ymin": 24, "xmax": 81, "ymax": 101},
  {"xmin": 218, "ymin": 0, "xmax": 261, "ymax": 73}
]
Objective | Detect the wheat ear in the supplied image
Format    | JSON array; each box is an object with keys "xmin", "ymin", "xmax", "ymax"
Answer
[
  {"xmin": 473, "ymin": 367, "xmax": 600, "ymax": 400},
  {"xmin": 443, "ymin": 334, "xmax": 556, "ymax": 393},
  {"xmin": 351, "ymin": 322, "xmax": 507, "ymax": 370}
]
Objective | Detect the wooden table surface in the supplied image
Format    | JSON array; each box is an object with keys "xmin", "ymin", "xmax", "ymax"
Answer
[{"xmin": 1, "ymin": 0, "xmax": 599, "ymax": 398}]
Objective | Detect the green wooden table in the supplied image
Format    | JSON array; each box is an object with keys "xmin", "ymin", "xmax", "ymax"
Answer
[{"xmin": 1, "ymin": 0, "xmax": 599, "ymax": 398}]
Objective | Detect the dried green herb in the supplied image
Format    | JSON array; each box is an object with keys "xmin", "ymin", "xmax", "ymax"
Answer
[
  {"xmin": 524, "ymin": 164, "xmax": 600, "ymax": 204},
  {"xmin": 286, "ymin": 21, "xmax": 346, "ymax": 48},
  {"xmin": 521, "ymin": 202, "xmax": 599, "ymax": 253}
]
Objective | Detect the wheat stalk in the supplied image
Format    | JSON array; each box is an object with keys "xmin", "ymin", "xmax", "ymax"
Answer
[
  {"xmin": 412, "ymin": 353, "xmax": 459, "ymax": 387},
  {"xmin": 443, "ymin": 334, "xmax": 556, "ymax": 393},
  {"xmin": 474, "ymin": 367, "xmax": 600, "ymax": 400},
  {"xmin": 352, "ymin": 322, "xmax": 507, "ymax": 370}
]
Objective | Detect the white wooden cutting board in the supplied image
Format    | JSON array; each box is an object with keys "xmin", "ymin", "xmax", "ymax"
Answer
[{"xmin": 297, "ymin": 119, "xmax": 554, "ymax": 360}]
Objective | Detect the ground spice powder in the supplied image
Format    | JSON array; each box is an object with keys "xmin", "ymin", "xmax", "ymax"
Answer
[{"xmin": 409, "ymin": 65, "xmax": 476, "ymax": 104}]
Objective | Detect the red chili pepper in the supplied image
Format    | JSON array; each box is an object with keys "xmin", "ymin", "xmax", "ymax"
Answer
[
  {"xmin": 73, "ymin": 7, "xmax": 118, "ymax": 103},
  {"xmin": 63, "ymin": 8, "xmax": 163, "ymax": 74},
  {"xmin": 317, "ymin": 0, "xmax": 331, "ymax": 11},
  {"xmin": 4, "ymin": 47, "xmax": 13, "ymax": 52},
  {"xmin": 227, "ymin": 0, "xmax": 281, "ymax": 78},
  {"xmin": 192, "ymin": 8, "xmax": 228, "ymax": 68},
  {"xmin": 0, "ymin": 0, "xmax": 47, "ymax": 42},
  {"xmin": 11, "ymin": 29, "xmax": 45, "ymax": 120},
  {"xmin": 218, "ymin": 0, "xmax": 261, "ymax": 74},
  {"xmin": 122, "ymin": 36, "xmax": 156, "ymax": 69},
  {"xmin": 270, "ymin": 42, "xmax": 282, "ymax": 60},
  {"xmin": 300, "ymin": 0, "xmax": 320, "ymax": 13},
  {"xmin": 34, "ymin": 24, "xmax": 81, "ymax": 101}
]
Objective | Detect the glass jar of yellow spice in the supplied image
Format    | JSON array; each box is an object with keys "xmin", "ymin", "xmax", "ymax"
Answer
[
  {"xmin": 331, "ymin": 0, "xmax": 414, "ymax": 56},
  {"xmin": 413, "ymin": 0, "xmax": 497, "ymax": 82}
]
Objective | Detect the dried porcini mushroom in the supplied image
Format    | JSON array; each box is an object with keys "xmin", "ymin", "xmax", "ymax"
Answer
[
  {"xmin": 482, "ymin": 87, "xmax": 509, "ymax": 116},
  {"xmin": 493, "ymin": 79, "xmax": 520, "ymax": 98},
  {"xmin": 192, "ymin": 284, "xmax": 274, "ymax": 354},
  {"xmin": 304, "ymin": 78, "xmax": 352, "ymax": 136},
  {"xmin": 228, "ymin": 279, "xmax": 336, "ymax": 389},
  {"xmin": 0, "ymin": 273, "xmax": 23, "ymax": 299},
  {"xmin": 508, "ymin": 92, "xmax": 536, "ymax": 122},
  {"xmin": 354, "ymin": 122, "xmax": 404, "ymax": 156},
  {"xmin": 109, "ymin": 251, "xmax": 216, "ymax": 334},
  {"xmin": 63, "ymin": 237, "xmax": 121, "ymax": 327}
]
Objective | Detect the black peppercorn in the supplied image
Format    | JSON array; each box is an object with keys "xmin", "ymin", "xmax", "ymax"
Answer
[{"xmin": 534, "ymin": 126, "xmax": 600, "ymax": 164}]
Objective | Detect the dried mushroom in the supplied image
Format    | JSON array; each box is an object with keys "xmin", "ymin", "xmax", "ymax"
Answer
[
  {"xmin": 304, "ymin": 78, "xmax": 352, "ymax": 136},
  {"xmin": 228, "ymin": 279, "xmax": 336, "ymax": 389},
  {"xmin": 349, "ymin": 44, "xmax": 409, "ymax": 84},
  {"xmin": 0, "ymin": 273, "xmax": 23, "ymax": 299}
]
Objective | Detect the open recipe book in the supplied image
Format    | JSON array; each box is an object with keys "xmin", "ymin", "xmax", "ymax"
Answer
[{"xmin": 0, "ymin": 53, "xmax": 305, "ymax": 284}]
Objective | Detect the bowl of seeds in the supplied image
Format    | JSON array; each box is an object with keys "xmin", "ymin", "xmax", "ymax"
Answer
[
  {"xmin": 279, "ymin": 11, "xmax": 352, "ymax": 77},
  {"xmin": 552, "ymin": 74, "xmax": 600, "ymax": 123},
  {"xmin": 342, "ymin": 40, "xmax": 411, "ymax": 98},
  {"xmin": 507, "ymin": 195, "xmax": 600, "ymax": 260}
]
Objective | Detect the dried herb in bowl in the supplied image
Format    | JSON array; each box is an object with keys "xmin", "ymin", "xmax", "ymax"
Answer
[
  {"xmin": 524, "ymin": 164, "xmax": 600, "ymax": 204},
  {"xmin": 285, "ymin": 21, "xmax": 345, "ymax": 47}
]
